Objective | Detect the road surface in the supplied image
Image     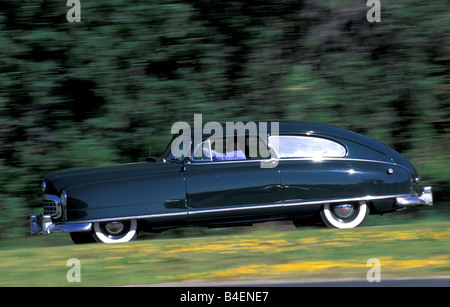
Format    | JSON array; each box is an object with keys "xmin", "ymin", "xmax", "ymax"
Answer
[{"xmin": 135, "ymin": 276, "xmax": 450, "ymax": 287}]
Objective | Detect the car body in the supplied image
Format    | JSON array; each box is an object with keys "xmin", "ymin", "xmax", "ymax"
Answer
[{"xmin": 30, "ymin": 121, "xmax": 433, "ymax": 243}]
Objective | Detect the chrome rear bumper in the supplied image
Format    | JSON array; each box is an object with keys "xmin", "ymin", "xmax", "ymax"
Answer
[
  {"xmin": 396, "ymin": 186, "xmax": 433, "ymax": 207},
  {"xmin": 30, "ymin": 214, "xmax": 92, "ymax": 235}
]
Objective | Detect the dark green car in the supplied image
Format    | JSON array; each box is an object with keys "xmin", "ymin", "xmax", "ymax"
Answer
[{"xmin": 30, "ymin": 121, "xmax": 433, "ymax": 244}]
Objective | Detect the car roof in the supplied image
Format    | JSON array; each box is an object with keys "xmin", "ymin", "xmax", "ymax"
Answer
[{"xmin": 182, "ymin": 120, "xmax": 388, "ymax": 155}]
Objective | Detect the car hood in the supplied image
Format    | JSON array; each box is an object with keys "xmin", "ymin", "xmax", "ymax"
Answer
[{"xmin": 44, "ymin": 161, "xmax": 173, "ymax": 194}]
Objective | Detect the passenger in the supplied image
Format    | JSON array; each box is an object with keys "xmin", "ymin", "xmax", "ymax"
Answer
[{"xmin": 205, "ymin": 136, "xmax": 246, "ymax": 161}]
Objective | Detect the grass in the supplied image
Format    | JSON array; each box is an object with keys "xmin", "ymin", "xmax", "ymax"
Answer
[{"xmin": 1, "ymin": 215, "xmax": 449, "ymax": 286}]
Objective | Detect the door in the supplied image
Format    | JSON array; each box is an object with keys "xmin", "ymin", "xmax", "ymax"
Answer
[
  {"xmin": 269, "ymin": 135, "xmax": 350, "ymax": 215},
  {"xmin": 184, "ymin": 137, "xmax": 282, "ymax": 223}
]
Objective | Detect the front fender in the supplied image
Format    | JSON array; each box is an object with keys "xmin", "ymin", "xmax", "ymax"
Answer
[{"xmin": 65, "ymin": 167, "xmax": 186, "ymax": 223}]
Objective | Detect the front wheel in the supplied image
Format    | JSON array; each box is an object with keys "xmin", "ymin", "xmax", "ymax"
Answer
[
  {"xmin": 320, "ymin": 201, "xmax": 369, "ymax": 229},
  {"xmin": 93, "ymin": 219, "xmax": 139, "ymax": 243}
]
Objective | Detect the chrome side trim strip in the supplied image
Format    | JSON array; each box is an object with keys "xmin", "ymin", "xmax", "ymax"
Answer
[
  {"xmin": 284, "ymin": 194, "xmax": 411, "ymax": 207},
  {"xmin": 65, "ymin": 211, "xmax": 187, "ymax": 224},
  {"xmin": 64, "ymin": 194, "xmax": 411, "ymax": 224},
  {"xmin": 189, "ymin": 158, "xmax": 269, "ymax": 165},
  {"xmin": 188, "ymin": 157, "xmax": 402, "ymax": 168},
  {"xmin": 188, "ymin": 203, "xmax": 284, "ymax": 215}
]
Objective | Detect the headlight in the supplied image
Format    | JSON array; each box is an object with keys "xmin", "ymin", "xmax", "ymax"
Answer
[
  {"xmin": 60, "ymin": 191, "xmax": 67, "ymax": 206},
  {"xmin": 41, "ymin": 181, "xmax": 47, "ymax": 193}
]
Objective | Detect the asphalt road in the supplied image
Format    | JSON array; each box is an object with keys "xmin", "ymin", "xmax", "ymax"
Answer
[
  {"xmin": 251, "ymin": 277, "xmax": 450, "ymax": 287},
  {"xmin": 145, "ymin": 276, "xmax": 450, "ymax": 287}
]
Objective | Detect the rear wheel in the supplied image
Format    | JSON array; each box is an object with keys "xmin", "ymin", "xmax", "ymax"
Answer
[
  {"xmin": 92, "ymin": 219, "xmax": 139, "ymax": 243},
  {"xmin": 320, "ymin": 201, "xmax": 369, "ymax": 229}
]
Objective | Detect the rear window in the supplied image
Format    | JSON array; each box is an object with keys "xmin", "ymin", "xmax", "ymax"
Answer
[{"xmin": 269, "ymin": 135, "xmax": 346, "ymax": 158}]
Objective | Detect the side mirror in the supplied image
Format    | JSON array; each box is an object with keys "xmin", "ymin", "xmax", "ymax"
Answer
[{"xmin": 180, "ymin": 157, "xmax": 191, "ymax": 172}]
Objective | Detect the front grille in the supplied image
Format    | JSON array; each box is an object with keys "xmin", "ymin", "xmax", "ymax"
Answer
[
  {"xmin": 43, "ymin": 199, "xmax": 57, "ymax": 215},
  {"xmin": 43, "ymin": 194, "xmax": 61, "ymax": 219}
]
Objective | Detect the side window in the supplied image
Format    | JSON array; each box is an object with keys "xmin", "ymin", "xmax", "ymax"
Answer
[
  {"xmin": 190, "ymin": 135, "xmax": 274, "ymax": 162},
  {"xmin": 269, "ymin": 135, "xmax": 346, "ymax": 158},
  {"xmin": 191, "ymin": 136, "xmax": 248, "ymax": 161},
  {"xmin": 245, "ymin": 135, "xmax": 271, "ymax": 159}
]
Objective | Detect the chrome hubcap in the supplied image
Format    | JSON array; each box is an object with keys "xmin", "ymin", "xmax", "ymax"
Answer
[
  {"xmin": 333, "ymin": 204, "xmax": 354, "ymax": 219},
  {"xmin": 104, "ymin": 221, "xmax": 125, "ymax": 235}
]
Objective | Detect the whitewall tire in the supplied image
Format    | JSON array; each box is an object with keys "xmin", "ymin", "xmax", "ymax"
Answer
[
  {"xmin": 320, "ymin": 201, "xmax": 369, "ymax": 229},
  {"xmin": 93, "ymin": 219, "xmax": 138, "ymax": 243}
]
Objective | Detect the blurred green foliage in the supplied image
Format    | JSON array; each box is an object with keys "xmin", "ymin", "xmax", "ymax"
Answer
[{"xmin": 0, "ymin": 0, "xmax": 449, "ymax": 239}]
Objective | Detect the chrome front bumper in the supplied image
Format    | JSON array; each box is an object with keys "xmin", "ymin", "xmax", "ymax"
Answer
[
  {"xmin": 396, "ymin": 186, "xmax": 433, "ymax": 207},
  {"xmin": 30, "ymin": 215, "xmax": 92, "ymax": 235}
]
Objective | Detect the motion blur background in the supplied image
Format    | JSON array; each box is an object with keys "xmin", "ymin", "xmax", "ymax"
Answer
[{"xmin": 0, "ymin": 0, "xmax": 449, "ymax": 240}]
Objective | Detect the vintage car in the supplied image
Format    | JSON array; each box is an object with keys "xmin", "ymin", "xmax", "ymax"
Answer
[{"xmin": 30, "ymin": 121, "xmax": 433, "ymax": 244}]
